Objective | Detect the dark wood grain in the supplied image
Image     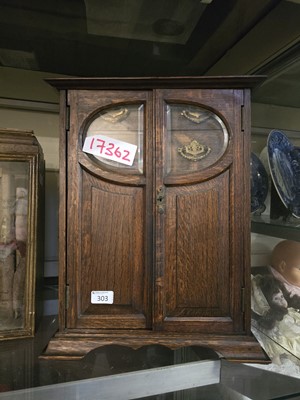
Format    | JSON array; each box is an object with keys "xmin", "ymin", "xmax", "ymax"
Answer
[
  {"xmin": 42, "ymin": 330, "xmax": 268, "ymax": 362},
  {"xmin": 46, "ymin": 76, "xmax": 266, "ymax": 90}
]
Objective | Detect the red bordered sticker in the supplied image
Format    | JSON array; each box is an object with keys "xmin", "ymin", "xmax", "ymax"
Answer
[{"xmin": 83, "ymin": 134, "xmax": 137, "ymax": 166}]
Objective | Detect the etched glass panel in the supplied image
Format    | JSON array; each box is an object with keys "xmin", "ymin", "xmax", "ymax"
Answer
[
  {"xmin": 165, "ymin": 104, "xmax": 229, "ymax": 174},
  {"xmin": 85, "ymin": 104, "xmax": 144, "ymax": 174}
]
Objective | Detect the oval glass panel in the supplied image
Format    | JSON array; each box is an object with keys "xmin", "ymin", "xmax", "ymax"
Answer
[
  {"xmin": 84, "ymin": 104, "xmax": 144, "ymax": 174},
  {"xmin": 165, "ymin": 103, "xmax": 229, "ymax": 174}
]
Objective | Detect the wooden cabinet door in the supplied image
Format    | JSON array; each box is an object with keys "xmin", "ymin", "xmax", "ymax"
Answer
[
  {"xmin": 153, "ymin": 89, "xmax": 250, "ymax": 334},
  {"xmin": 66, "ymin": 90, "xmax": 153, "ymax": 330},
  {"xmin": 65, "ymin": 87, "xmax": 250, "ymax": 335}
]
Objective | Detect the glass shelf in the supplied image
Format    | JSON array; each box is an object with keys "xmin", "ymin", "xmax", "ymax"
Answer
[
  {"xmin": 0, "ymin": 316, "xmax": 300, "ymax": 399},
  {"xmin": 251, "ymin": 215, "xmax": 300, "ymax": 241}
]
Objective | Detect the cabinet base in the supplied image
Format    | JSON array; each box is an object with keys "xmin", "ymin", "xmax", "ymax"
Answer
[{"xmin": 40, "ymin": 330, "xmax": 269, "ymax": 362}]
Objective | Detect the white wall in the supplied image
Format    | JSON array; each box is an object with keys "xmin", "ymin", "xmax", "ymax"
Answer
[
  {"xmin": 0, "ymin": 66, "xmax": 61, "ymax": 170},
  {"xmin": 0, "ymin": 67, "xmax": 62, "ymax": 102},
  {"xmin": 252, "ymin": 102, "xmax": 300, "ymax": 154},
  {"xmin": 0, "ymin": 107, "xmax": 59, "ymax": 170}
]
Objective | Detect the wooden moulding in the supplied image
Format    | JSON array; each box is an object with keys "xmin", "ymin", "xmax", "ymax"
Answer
[
  {"xmin": 41, "ymin": 331, "xmax": 269, "ymax": 362},
  {"xmin": 46, "ymin": 75, "xmax": 266, "ymax": 90}
]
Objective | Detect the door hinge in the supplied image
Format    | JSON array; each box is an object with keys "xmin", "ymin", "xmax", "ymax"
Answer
[
  {"xmin": 65, "ymin": 104, "xmax": 70, "ymax": 131},
  {"xmin": 241, "ymin": 287, "xmax": 245, "ymax": 313},
  {"xmin": 65, "ymin": 285, "xmax": 69, "ymax": 309},
  {"xmin": 241, "ymin": 104, "xmax": 245, "ymax": 133}
]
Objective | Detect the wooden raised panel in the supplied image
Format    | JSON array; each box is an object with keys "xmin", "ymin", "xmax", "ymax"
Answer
[
  {"xmin": 77, "ymin": 170, "xmax": 148, "ymax": 329},
  {"xmin": 162, "ymin": 172, "xmax": 234, "ymax": 333}
]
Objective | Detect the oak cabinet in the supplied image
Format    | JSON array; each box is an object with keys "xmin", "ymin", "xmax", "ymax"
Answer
[{"xmin": 43, "ymin": 77, "xmax": 267, "ymax": 361}]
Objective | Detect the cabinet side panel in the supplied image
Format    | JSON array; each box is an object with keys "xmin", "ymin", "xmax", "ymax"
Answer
[{"xmin": 58, "ymin": 90, "xmax": 68, "ymax": 330}]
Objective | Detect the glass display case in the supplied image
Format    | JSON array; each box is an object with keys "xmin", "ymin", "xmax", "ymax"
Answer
[
  {"xmin": 250, "ymin": 45, "xmax": 300, "ymax": 365},
  {"xmin": 0, "ymin": 128, "xmax": 44, "ymax": 340},
  {"xmin": 0, "ymin": 315, "xmax": 299, "ymax": 400}
]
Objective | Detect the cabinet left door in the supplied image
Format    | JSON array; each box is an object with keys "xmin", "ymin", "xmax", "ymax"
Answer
[{"xmin": 64, "ymin": 90, "xmax": 154, "ymax": 330}]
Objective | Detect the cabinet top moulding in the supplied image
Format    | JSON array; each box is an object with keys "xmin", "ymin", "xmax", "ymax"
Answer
[{"xmin": 45, "ymin": 75, "xmax": 266, "ymax": 90}]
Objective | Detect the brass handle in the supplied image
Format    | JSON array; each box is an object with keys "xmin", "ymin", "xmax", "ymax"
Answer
[
  {"xmin": 178, "ymin": 139, "xmax": 211, "ymax": 161},
  {"xmin": 156, "ymin": 186, "xmax": 165, "ymax": 214},
  {"xmin": 181, "ymin": 110, "xmax": 210, "ymax": 124}
]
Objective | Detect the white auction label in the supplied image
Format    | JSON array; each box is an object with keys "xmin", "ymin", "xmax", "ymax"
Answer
[
  {"xmin": 91, "ymin": 291, "xmax": 114, "ymax": 304},
  {"xmin": 83, "ymin": 134, "xmax": 137, "ymax": 166}
]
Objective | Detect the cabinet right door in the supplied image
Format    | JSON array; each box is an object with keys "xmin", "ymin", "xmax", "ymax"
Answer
[{"xmin": 153, "ymin": 88, "xmax": 250, "ymax": 334}]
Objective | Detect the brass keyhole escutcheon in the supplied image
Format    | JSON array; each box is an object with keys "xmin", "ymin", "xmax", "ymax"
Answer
[{"xmin": 156, "ymin": 186, "xmax": 165, "ymax": 214}]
